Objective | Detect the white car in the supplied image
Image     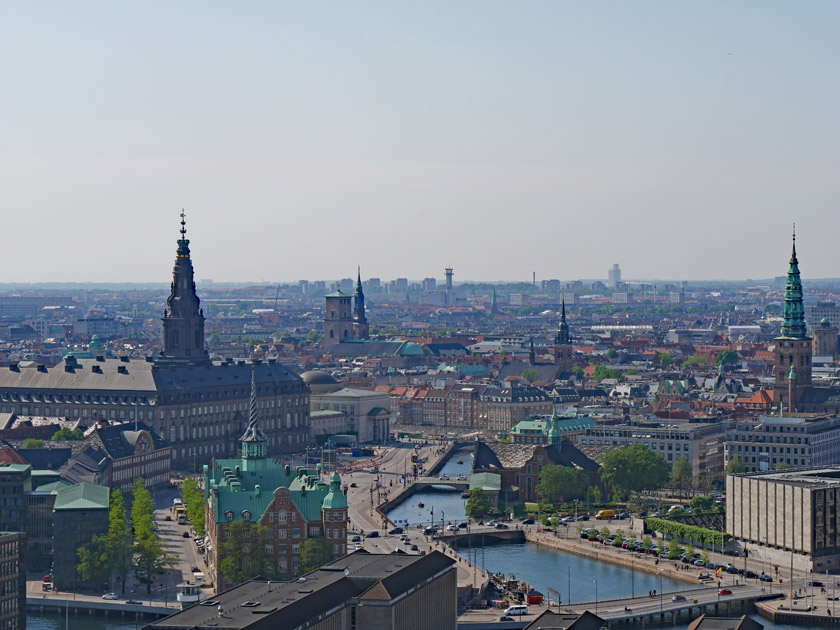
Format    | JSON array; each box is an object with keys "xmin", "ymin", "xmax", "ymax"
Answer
[
  {"xmin": 102, "ymin": 593, "xmax": 118, "ymax": 600},
  {"xmin": 447, "ymin": 525, "xmax": 458, "ymax": 532}
]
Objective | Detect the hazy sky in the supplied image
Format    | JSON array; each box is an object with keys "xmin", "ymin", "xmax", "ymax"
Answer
[{"xmin": 1, "ymin": 2, "xmax": 838, "ymax": 283}]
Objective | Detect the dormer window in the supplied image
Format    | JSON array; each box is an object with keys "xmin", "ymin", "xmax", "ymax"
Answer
[
  {"xmin": 225, "ymin": 511, "xmax": 234, "ymax": 522},
  {"xmin": 242, "ymin": 510, "xmax": 252, "ymax": 521}
]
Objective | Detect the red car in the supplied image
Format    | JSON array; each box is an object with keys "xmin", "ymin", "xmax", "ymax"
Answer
[{"xmin": 718, "ymin": 588, "xmax": 732, "ymax": 595}]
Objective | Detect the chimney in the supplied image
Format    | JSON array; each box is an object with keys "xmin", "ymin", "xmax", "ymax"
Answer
[{"xmin": 117, "ymin": 366, "xmax": 128, "ymax": 375}]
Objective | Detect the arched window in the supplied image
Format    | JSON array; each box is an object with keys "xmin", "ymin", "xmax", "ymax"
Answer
[
  {"xmin": 225, "ymin": 511, "xmax": 234, "ymax": 522},
  {"xmin": 242, "ymin": 510, "xmax": 251, "ymax": 521}
]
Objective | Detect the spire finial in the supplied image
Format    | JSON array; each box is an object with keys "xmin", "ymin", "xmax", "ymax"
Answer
[
  {"xmin": 561, "ymin": 293, "xmax": 566, "ymax": 321},
  {"xmin": 180, "ymin": 209, "xmax": 187, "ymax": 240}
]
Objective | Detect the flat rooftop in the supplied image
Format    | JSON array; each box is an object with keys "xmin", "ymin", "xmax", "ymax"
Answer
[
  {"xmin": 145, "ymin": 551, "xmax": 454, "ymax": 629},
  {"xmin": 735, "ymin": 465, "xmax": 840, "ymax": 488}
]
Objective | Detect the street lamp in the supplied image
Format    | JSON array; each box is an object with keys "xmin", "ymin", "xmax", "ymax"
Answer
[
  {"xmin": 568, "ymin": 567, "xmax": 571, "ymax": 606},
  {"xmin": 594, "ymin": 579, "xmax": 598, "ymax": 614}
]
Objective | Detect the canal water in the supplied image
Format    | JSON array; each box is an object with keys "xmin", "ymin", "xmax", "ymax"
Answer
[
  {"xmin": 387, "ymin": 451, "xmax": 473, "ymax": 527},
  {"xmin": 385, "ymin": 450, "xmax": 805, "ymax": 629}
]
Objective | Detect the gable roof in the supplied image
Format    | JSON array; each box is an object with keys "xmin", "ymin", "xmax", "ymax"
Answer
[{"xmin": 53, "ymin": 482, "xmax": 109, "ymax": 511}]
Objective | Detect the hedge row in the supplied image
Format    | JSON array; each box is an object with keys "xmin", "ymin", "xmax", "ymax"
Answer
[{"xmin": 646, "ymin": 517, "xmax": 730, "ymax": 547}]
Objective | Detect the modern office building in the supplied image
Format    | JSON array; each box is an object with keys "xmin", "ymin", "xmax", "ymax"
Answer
[
  {"xmin": 0, "ymin": 532, "xmax": 25, "ymax": 630},
  {"xmin": 724, "ymin": 415, "xmax": 840, "ymax": 473},
  {"xmin": 580, "ymin": 421, "xmax": 729, "ymax": 478},
  {"xmin": 727, "ymin": 467, "xmax": 840, "ymax": 572},
  {"xmin": 144, "ymin": 551, "xmax": 457, "ymax": 630},
  {"xmin": 52, "ymin": 483, "xmax": 109, "ymax": 590},
  {"xmin": 0, "ymin": 465, "xmax": 30, "ymax": 535}
]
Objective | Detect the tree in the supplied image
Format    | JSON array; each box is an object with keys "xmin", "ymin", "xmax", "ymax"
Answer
[
  {"xmin": 219, "ymin": 522, "xmax": 271, "ymax": 586},
  {"xmin": 775, "ymin": 462, "xmax": 790, "ymax": 471},
  {"xmin": 726, "ymin": 454, "xmax": 746, "ymax": 475},
  {"xmin": 599, "ymin": 444, "xmax": 669, "ymax": 498},
  {"xmin": 181, "ymin": 478, "xmax": 206, "ymax": 537},
  {"xmin": 668, "ymin": 538, "xmax": 682, "ymax": 559},
  {"xmin": 613, "ymin": 529, "xmax": 625, "ymax": 548},
  {"xmin": 681, "ymin": 355, "xmax": 710, "ymax": 368},
  {"xmin": 671, "ymin": 457, "xmax": 692, "ymax": 501},
  {"xmin": 657, "ymin": 352, "xmax": 675, "ymax": 367},
  {"xmin": 300, "ymin": 537, "xmax": 334, "ymax": 574},
  {"xmin": 51, "ymin": 427, "xmax": 84, "ymax": 440},
  {"xmin": 134, "ymin": 535, "xmax": 177, "ymax": 593},
  {"xmin": 465, "ymin": 488, "xmax": 493, "ymax": 520},
  {"xmin": 22, "ymin": 438, "xmax": 44, "ymax": 449},
  {"xmin": 589, "ymin": 485, "xmax": 602, "ymax": 506},
  {"xmin": 78, "ymin": 489, "xmax": 134, "ymax": 592},
  {"xmin": 520, "ymin": 368, "xmax": 539, "ymax": 384},
  {"xmin": 599, "ymin": 526, "xmax": 610, "ymax": 540},
  {"xmin": 571, "ymin": 366, "xmax": 585, "ymax": 378},
  {"xmin": 535, "ymin": 465, "xmax": 586, "ymax": 504},
  {"xmin": 700, "ymin": 549, "xmax": 710, "ymax": 565},
  {"xmin": 131, "ymin": 478, "xmax": 155, "ymax": 541},
  {"xmin": 642, "ymin": 535, "xmax": 652, "ymax": 553},
  {"xmin": 593, "ymin": 365, "xmax": 622, "ymax": 381},
  {"xmin": 605, "ymin": 348, "xmax": 618, "ymax": 359},
  {"xmin": 715, "ymin": 349, "xmax": 739, "ymax": 367},
  {"xmin": 689, "ymin": 495, "xmax": 714, "ymax": 513}
]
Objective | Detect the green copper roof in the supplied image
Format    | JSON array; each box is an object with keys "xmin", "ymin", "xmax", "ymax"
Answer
[
  {"xmin": 322, "ymin": 472, "xmax": 347, "ymax": 510},
  {"xmin": 470, "ymin": 472, "xmax": 501, "ymax": 492},
  {"xmin": 207, "ymin": 459, "xmax": 343, "ymax": 524},
  {"xmin": 54, "ymin": 483, "xmax": 109, "ymax": 511},
  {"xmin": 325, "ymin": 290, "xmax": 350, "ymax": 298},
  {"xmin": 779, "ymin": 229, "xmax": 810, "ymax": 340}
]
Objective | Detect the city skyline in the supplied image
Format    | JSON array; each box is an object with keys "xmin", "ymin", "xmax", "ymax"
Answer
[{"xmin": 1, "ymin": 2, "xmax": 838, "ymax": 283}]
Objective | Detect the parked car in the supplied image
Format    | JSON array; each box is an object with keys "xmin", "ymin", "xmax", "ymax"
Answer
[
  {"xmin": 102, "ymin": 593, "xmax": 118, "ymax": 600},
  {"xmin": 693, "ymin": 559, "xmax": 705, "ymax": 566},
  {"xmin": 499, "ymin": 616, "xmax": 515, "ymax": 621},
  {"xmin": 495, "ymin": 522, "xmax": 509, "ymax": 529},
  {"xmin": 718, "ymin": 588, "xmax": 732, "ymax": 596},
  {"xmin": 126, "ymin": 599, "xmax": 143, "ymax": 605},
  {"xmin": 759, "ymin": 574, "xmax": 773, "ymax": 582},
  {"xmin": 521, "ymin": 518, "xmax": 535, "ymax": 525},
  {"xmin": 447, "ymin": 525, "xmax": 458, "ymax": 532},
  {"xmin": 457, "ymin": 522, "xmax": 468, "ymax": 529},
  {"xmin": 410, "ymin": 544, "xmax": 419, "ymax": 551}
]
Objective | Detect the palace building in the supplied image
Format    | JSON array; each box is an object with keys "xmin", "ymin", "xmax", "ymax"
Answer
[{"xmin": 0, "ymin": 215, "xmax": 311, "ymax": 469}]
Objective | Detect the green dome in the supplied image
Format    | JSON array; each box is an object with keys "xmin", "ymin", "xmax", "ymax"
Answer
[
  {"xmin": 399, "ymin": 341, "xmax": 424, "ymax": 356},
  {"xmin": 323, "ymin": 472, "xmax": 347, "ymax": 510}
]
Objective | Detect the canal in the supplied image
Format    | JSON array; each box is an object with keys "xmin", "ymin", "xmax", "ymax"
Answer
[{"xmin": 28, "ymin": 612, "xmax": 149, "ymax": 629}]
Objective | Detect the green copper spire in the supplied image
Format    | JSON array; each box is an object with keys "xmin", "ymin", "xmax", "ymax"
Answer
[
  {"xmin": 779, "ymin": 225, "xmax": 809, "ymax": 340},
  {"xmin": 240, "ymin": 364, "xmax": 267, "ymax": 459}
]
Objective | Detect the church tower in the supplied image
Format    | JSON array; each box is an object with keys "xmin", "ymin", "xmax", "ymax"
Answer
[
  {"xmin": 159, "ymin": 212, "xmax": 210, "ymax": 366},
  {"xmin": 352, "ymin": 267, "xmax": 369, "ymax": 340},
  {"xmin": 554, "ymin": 295, "xmax": 573, "ymax": 372},
  {"xmin": 774, "ymin": 227, "xmax": 812, "ymax": 412}
]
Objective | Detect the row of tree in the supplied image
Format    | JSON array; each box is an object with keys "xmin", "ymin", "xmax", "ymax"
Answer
[
  {"xmin": 78, "ymin": 478, "xmax": 176, "ymax": 593},
  {"xmin": 181, "ymin": 478, "xmax": 206, "ymax": 537}
]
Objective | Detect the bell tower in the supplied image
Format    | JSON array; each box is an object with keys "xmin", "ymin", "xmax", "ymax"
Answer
[
  {"xmin": 774, "ymin": 226, "xmax": 812, "ymax": 412},
  {"xmin": 159, "ymin": 211, "xmax": 210, "ymax": 366}
]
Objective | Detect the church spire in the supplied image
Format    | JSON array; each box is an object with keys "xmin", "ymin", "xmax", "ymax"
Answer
[
  {"xmin": 354, "ymin": 266, "xmax": 367, "ymax": 324},
  {"xmin": 779, "ymin": 224, "xmax": 809, "ymax": 340},
  {"xmin": 159, "ymin": 211, "xmax": 210, "ymax": 365},
  {"xmin": 240, "ymin": 364, "xmax": 267, "ymax": 459},
  {"xmin": 529, "ymin": 336, "xmax": 536, "ymax": 365},
  {"xmin": 555, "ymin": 294, "xmax": 570, "ymax": 345}
]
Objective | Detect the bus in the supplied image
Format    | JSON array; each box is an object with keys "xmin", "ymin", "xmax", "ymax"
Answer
[{"xmin": 175, "ymin": 505, "xmax": 187, "ymax": 524}]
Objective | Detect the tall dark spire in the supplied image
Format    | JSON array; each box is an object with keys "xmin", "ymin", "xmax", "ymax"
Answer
[
  {"xmin": 555, "ymin": 294, "xmax": 570, "ymax": 345},
  {"xmin": 159, "ymin": 211, "xmax": 210, "ymax": 365},
  {"xmin": 240, "ymin": 365, "xmax": 267, "ymax": 459},
  {"xmin": 354, "ymin": 266, "xmax": 367, "ymax": 324},
  {"xmin": 529, "ymin": 337, "xmax": 536, "ymax": 365},
  {"xmin": 779, "ymin": 225, "xmax": 809, "ymax": 340}
]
